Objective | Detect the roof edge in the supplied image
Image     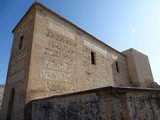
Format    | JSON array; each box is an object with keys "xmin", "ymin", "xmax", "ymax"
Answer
[
  {"xmin": 30, "ymin": 86, "xmax": 160, "ymax": 102},
  {"xmin": 12, "ymin": 2, "xmax": 38, "ymax": 33},
  {"xmin": 12, "ymin": 2, "xmax": 126, "ymax": 56}
]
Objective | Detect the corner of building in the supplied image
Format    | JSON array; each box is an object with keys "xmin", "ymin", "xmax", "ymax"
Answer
[{"xmin": 122, "ymin": 48, "xmax": 157, "ymax": 88}]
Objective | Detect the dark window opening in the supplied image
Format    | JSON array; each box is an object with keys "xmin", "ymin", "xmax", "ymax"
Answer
[
  {"xmin": 116, "ymin": 61, "xmax": 120, "ymax": 73},
  {"xmin": 18, "ymin": 36, "xmax": 23, "ymax": 50},
  {"xmin": 91, "ymin": 51, "xmax": 96, "ymax": 65}
]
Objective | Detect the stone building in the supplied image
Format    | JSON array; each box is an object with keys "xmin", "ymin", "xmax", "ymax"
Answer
[
  {"xmin": 0, "ymin": 85, "xmax": 4, "ymax": 110},
  {"xmin": 0, "ymin": 2, "xmax": 158, "ymax": 120}
]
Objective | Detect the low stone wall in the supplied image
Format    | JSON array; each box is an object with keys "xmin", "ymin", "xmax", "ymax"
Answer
[{"xmin": 24, "ymin": 87, "xmax": 160, "ymax": 120}]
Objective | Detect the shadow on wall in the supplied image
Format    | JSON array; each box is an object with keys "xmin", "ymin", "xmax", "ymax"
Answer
[
  {"xmin": 111, "ymin": 58, "xmax": 133, "ymax": 87},
  {"xmin": 0, "ymin": 85, "xmax": 5, "ymax": 110},
  {"xmin": 24, "ymin": 87, "xmax": 160, "ymax": 120},
  {"xmin": 111, "ymin": 58, "xmax": 160, "ymax": 88}
]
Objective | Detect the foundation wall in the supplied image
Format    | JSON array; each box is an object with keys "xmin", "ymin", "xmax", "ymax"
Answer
[{"xmin": 25, "ymin": 87, "xmax": 160, "ymax": 120}]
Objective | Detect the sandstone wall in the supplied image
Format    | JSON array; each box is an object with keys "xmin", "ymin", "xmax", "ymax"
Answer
[
  {"xmin": 0, "ymin": 85, "xmax": 4, "ymax": 110},
  {"xmin": 1, "ymin": 2, "xmax": 157, "ymax": 120},
  {"xmin": 25, "ymin": 87, "xmax": 160, "ymax": 120},
  {"xmin": 123, "ymin": 49, "xmax": 154, "ymax": 87},
  {"xmin": 0, "ymin": 11, "xmax": 35, "ymax": 120},
  {"xmin": 27, "ymin": 5, "xmax": 130, "ymax": 101},
  {"xmin": 0, "ymin": 3, "xmax": 131, "ymax": 120}
]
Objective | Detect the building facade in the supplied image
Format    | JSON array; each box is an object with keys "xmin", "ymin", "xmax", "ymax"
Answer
[{"xmin": 1, "ymin": 2, "xmax": 155, "ymax": 120}]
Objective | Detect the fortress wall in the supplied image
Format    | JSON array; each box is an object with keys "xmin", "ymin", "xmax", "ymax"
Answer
[
  {"xmin": 27, "ymin": 5, "xmax": 130, "ymax": 101},
  {"xmin": 25, "ymin": 87, "xmax": 160, "ymax": 120},
  {"xmin": 0, "ymin": 3, "xmax": 157, "ymax": 120},
  {"xmin": 0, "ymin": 11, "xmax": 36, "ymax": 120}
]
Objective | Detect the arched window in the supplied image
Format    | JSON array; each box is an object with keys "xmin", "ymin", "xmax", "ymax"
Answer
[{"xmin": 6, "ymin": 88, "xmax": 15, "ymax": 120}]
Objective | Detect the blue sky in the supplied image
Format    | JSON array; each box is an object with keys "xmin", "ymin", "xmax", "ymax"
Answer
[{"xmin": 0, "ymin": 0, "xmax": 160, "ymax": 84}]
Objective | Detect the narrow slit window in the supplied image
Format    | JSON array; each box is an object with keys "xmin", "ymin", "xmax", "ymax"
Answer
[
  {"xmin": 18, "ymin": 36, "xmax": 23, "ymax": 50},
  {"xmin": 91, "ymin": 51, "xmax": 96, "ymax": 65},
  {"xmin": 116, "ymin": 61, "xmax": 120, "ymax": 73}
]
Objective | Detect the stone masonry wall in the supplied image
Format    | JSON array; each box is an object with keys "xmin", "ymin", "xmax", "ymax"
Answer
[
  {"xmin": 25, "ymin": 87, "xmax": 160, "ymax": 120},
  {"xmin": 27, "ymin": 5, "xmax": 130, "ymax": 101},
  {"xmin": 0, "ymin": 11, "xmax": 35, "ymax": 120},
  {"xmin": 123, "ymin": 49, "xmax": 154, "ymax": 87},
  {"xmin": 0, "ymin": 85, "xmax": 4, "ymax": 110},
  {"xmin": 1, "ymin": 3, "xmax": 157, "ymax": 120}
]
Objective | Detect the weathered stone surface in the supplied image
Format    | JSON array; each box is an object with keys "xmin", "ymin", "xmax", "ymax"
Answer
[
  {"xmin": 0, "ymin": 8, "xmax": 35, "ymax": 120},
  {"xmin": 25, "ymin": 87, "xmax": 160, "ymax": 120},
  {"xmin": 0, "ymin": 2, "xmax": 157, "ymax": 120},
  {"xmin": 27, "ymin": 4, "xmax": 131, "ymax": 102},
  {"xmin": 0, "ymin": 85, "xmax": 4, "ymax": 110},
  {"xmin": 123, "ymin": 48, "xmax": 154, "ymax": 87}
]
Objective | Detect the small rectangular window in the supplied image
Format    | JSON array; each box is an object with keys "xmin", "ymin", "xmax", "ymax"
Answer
[
  {"xmin": 91, "ymin": 51, "xmax": 96, "ymax": 65},
  {"xmin": 18, "ymin": 36, "xmax": 23, "ymax": 50},
  {"xmin": 116, "ymin": 61, "xmax": 120, "ymax": 73}
]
